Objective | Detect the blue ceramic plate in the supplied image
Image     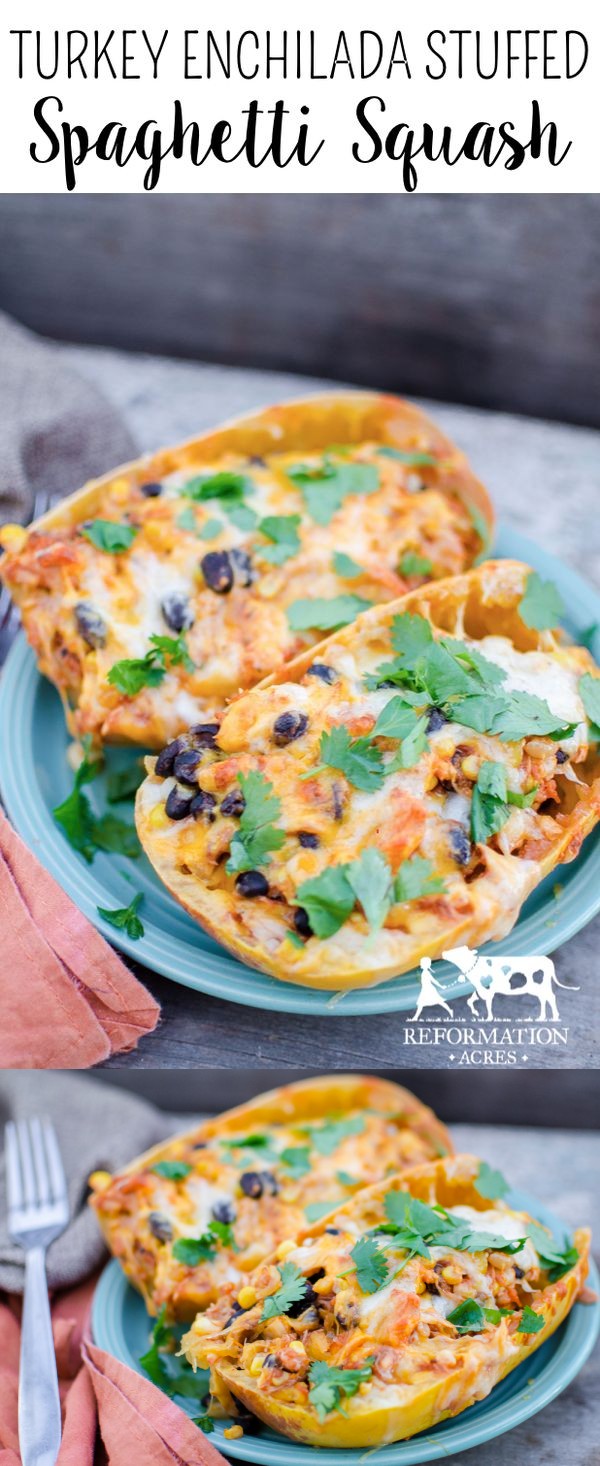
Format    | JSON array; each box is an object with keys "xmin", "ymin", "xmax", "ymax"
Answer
[
  {"xmin": 91, "ymin": 1186, "xmax": 599, "ymax": 1464},
  {"xmin": 0, "ymin": 525, "xmax": 599, "ymax": 1016}
]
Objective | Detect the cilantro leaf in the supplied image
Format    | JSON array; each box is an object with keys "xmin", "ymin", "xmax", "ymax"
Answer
[
  {"xmin": 380, "ymin": 1191, "xmax": 525, "ymax": 1260},
  {"xmin": 399, "ymin": 551, "xmax": 433, "ymax": 577},
  {"xmin": 305, "ymin": 1200, "xmax": 338, "ymax": 1223},
  {"xmin": 579, "ymin": 623, "xmax": 599, "ymax": 653},
  {"xmin": 151, "ymin": 1161, "xmax": 193, "ymax": 1180},
  {"xmin": 372, "ymin": 697, "xmax": 422, "ymax": 741},
  {"xmin": 194, "ymin": 1416, "xmax": 215, "ymax": 1433},
  {"xmin": 228, "ymin": 503, "xmax": 259, "ymax": 531},
  {"xmin": 261, "ymin": 1262, "xmax": 309, "ymax": 1321},
  {"xmin": 579, "ymin": 673, "xmax": 600, "ymax": 739},
  {"xmin": 332, "ymin": 551, "xmax": 364, "ymax": 579},
  {"xmin": 198, "ymin": 517, "xmax": 223, "ymax": 540},
  {"xmin": 257, "ymin": 513, "xmax": 302, "ymax": 565},
  {"xmin": 107, "ymin": 634, "xmax": 193, "ymax": 695},
  {"xmin": 447, "ymin": 1298, "xmax": 512, "ymax": 1334},
  {"xmin": 287, "ymin": 594, "xmax": 373, "ymax": 633},
  {"xmin": 176, "ymin": 506, "xmax": 200, "ymax": 533},
  {"xmin": 519, "ymin": 572, "xmax": 565, "ymax": 631},
  {"xmin": 280, "ymin": 1146, "xmax": 312, "ymax": 1179},
  {"xmin": 53, "ymin": 776, "xmax": 96, "ymax": 863},
  {"xmin": 106, "ymin": 763, "xmax": 145, "ymax": 802},
  {"xmin": 453, "ymin": 690, "xmax": 575, "ymax": 743},
  {"xmin": 287, "ymin": 459, "xmax": 380, "ymax": 525},
  {"xmin": 441, "ymin": 639, "xmax": 505, "ymax": 689},
  {"xmin": 337, "ymin": 1171, "xmax": 359, "ymax": 1188},
  {"xmin": 390, "ymin": 611, "xmax": 434, "ymax": 663},
  {"xmin": 377, "ymin": 447, "xmax": 437, "ymax": 467},
  {"xmin": 351, "ymin": 1235, "xmax": 389, "ymax": 1294},
  {"xmin": 346, "ymin": 848, "xmax": 393, "ymax": 933},
  {"xmin": 181, "ymin": 472, "xmax": 250, "ymax": 504},
  {"xmin": 91, "ymin": 813, "xmax": 140, "ymax": 858},
  {"xmin": 470, "ymin": 760, "xmax": 510, "ymax": 845},
  {"xmin": 468, "ymin": 502, "xmax": 493, "ymax": 556},
  {"xmin": 172, "ymin": 1234, "xmax": 217, "ymax": 1266},
  {"xmin": 149, "ymin": 633, "xmax": 195, "ymax": 673},
  {"xmin": 517, "ymin": 1305, "xmax": 544, "ymax": 1334},
  {"xmin": 97, "ymin": 892, "xmax": 144, "ymax": 940},
  {"xmin": 389, "ymin": 713, "xmax": 429, "ymax": 770},
  {"xmin": 308, "ymin": 1359, "xmax": 374, "ymax": 1420},
  {"xmin": 526, "ymin": 1223, "xmax": 579, "ymax": 1280},
  {"xmin": 295, "ymin": 865, "xmax": 356, "ymax": 939},
  {"xmin": 81, "ymin": 519, "xmax": 138, "ymax": 553},
  {"xmin": 394, "ymin": 855, "xmax": 445, "ymax": 903},
  {"xmin": 475, "ymin": 1161, "xmax": 509, "ymax": 1201},
  {"xmin": 139, "ymin": 1306, "xmax": 199, "ymax": 1399},
  {"xmin": 308, "ymin": 1114, "xmax": 365, "ymax": 1156},
  {"xmin": 226, "ymin": 771, "xmax": 285, "ymax": 874},
  {"xmin": 308, "ymin": 725, "xmax": 385, "ymax": 793},
  {"xmin": 220, "ymin": 1133, "xmax": 272, "ymax": 1151}
]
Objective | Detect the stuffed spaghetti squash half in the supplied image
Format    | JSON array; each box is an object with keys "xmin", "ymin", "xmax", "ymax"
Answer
[
  {"xmin": 0, "ymin": 393, "xmax": 491, "ymax": 749},
  {"xmin": 184, "ymin": 1153, "xmax": 590, "ymax": 1447},
  {"xmin": 136, "ymin": 559, "xmax": 600, "ymax": 989},
  {"xmin": 89, "ymin": 1075, "xmax": 450, "ymax": 1322}
]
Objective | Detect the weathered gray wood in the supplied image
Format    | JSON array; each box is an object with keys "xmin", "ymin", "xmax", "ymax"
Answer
[{"xmin": 1, "ymin": 196, "xmax": 600, "ymax": 427}]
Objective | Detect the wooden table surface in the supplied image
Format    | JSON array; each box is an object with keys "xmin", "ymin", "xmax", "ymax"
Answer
[{"xmin": 34, "ymin": 346, "xmax": 600, "ymax": 1068}]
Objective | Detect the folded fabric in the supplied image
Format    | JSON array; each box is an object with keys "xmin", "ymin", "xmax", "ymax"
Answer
[
  {"xmin": 0, "ymin": 1072, "xmax": 174, "ymax": 1294},
  {"xmin": 0, "ymin": 810, "xmax": 160, "ymax": 1068},
  {"xmin": 0, "ymin": 310, "xmax": 136, "ymax": 526},
  {"xmin": 0, "ymin": 1278, "xmax": 226, "ymax": 1466}
]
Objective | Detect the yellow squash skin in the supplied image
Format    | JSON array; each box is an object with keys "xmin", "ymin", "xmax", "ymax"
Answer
[
  {"xmin": 136, "ymin": 559, "xmax": 600, "ymax": 990},
  {"xmin": 89, "ymin": 1075, "xmax": 451, "ymax": 1322},
  {"xmin": 0, "ymin": 392, "xmax": 492, "ymax": 749},
  {"xmin": 186, "ymin": 1155, "xmax": 590, "ymax": 1448}
]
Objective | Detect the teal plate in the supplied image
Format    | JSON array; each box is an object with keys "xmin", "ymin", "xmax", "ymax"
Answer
[
  {"xmin": 0, "ymin": 526, "xmax": 599, "ymax": 1015},
  {"xmin": 91, "ymin": 1186, "xmax": 599, "ymax": 1463}
]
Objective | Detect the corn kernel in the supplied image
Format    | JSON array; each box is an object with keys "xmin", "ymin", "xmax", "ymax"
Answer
[
  {"xmin": 111, "ymin": 477, "xmax": 131, "ymax": 504},
  {"xmin": 0, "ymin": 524, "xmax": 28, "ymax": 551},
  {"xmin": 249, "ymin": 1355, "xmax": 265, "ymax": 1376},
  {"xmin": 312, "ymin": 1276, "xmax": 332, "ymax": 1295},
  {"xmin": 224, "ymin": 1425, "xmax": 244, "ymax": 1440},
  {"xmin": 148, "ymin": 805, "xmax": 169, "ymax": 830},
  {"xmin": 88, "ymin": 1169, "xmax": 112, "ymax": 1191},
  {"xmin": 441, "ymin": 1266, "xmax": 462, "ymax": 1284},
  {"xmin": 415, "ymin": 1279, "xmax": 426, "ymax": 1294},
  {"xmin": 237, "ymin": 1286, "xmax": 257, "ymax": 1310},
  {"xmin": 276, "ymin": 1239, "xmax": 297, "ymax": 1262},
  {"xmin": 461, "ymin": 756, "xmax": 480, "ymax": 780}
]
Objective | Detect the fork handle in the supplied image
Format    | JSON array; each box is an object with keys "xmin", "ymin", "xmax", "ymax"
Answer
[{"xmin": 19, "ymin": 1247, "xmax": 62, "ymax": 1466}]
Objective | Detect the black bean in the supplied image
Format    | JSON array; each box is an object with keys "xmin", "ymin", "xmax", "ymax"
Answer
[
  {"xmin": 221, "ymin": 788, "xmax": 245, "ymax": 818},
  {"xmin": 201, "ymin": 550, "xmax": 234, "ymax": 594},
  {"xmin": 230, "ymin": 547, "xmax": 255, "ymax": 587},
  {"xmin": 287, "ymin": 1283, "xmax": 318, "ymax": 1318},
  {"xmin": 293, "ymin": 907, "xmax": 313, "ymax": 938},
  {"xmin": 325, "ymin": 1226, "xmax": 341, "ymax": 1235},
  {"xmin": 240, "ymin": 1171, "xmax": 263, "ymax": 1199},
  {"xmin": 248, "ymin": 455, "xmax": 267, "ymax": 467},
  {"xmin": 212, "ymin": 1199, "xmax": 236, "ymax": 1225},
  {"xmin": 263, "ymin": 1354, "xmax": 280, "ymax": 1368},
  {"xmin": 148, "ymin": 1212, "xmax": 173, "ymax": 1243},
  {"xmin": 426, "ymin": 707, "xmax": 447, "ymax": 734},
  {"xmin": 155, "ymin": 736, "xmax": 187, "ymax": 777},
  {"xmin": 192, "ymin": 1141, "xmax": 208, "ymax": 1150},
  {"xmin": 224, "ymin": 1303, "xmax": 244, "ymax": 1328},
  {"xmin": 235, "ymin": 870, "xmax": 269, "ymax": 899},
  {"xmin": 190, "ymin": 790, "xmax": 217, "ymax": 820},
  {"xmin": 165, "ymin": 784, "xmax": 195, "ymax": 820},
  {"xmin": 298, "ymin": 831, "xmax": 319, "ymax": 849},
  {"xmin": 74, "ymin": 602, "xmax": 107, "ymax": 649},
  {"xmin": 273, "ymin": 710, "xmax": 309, "ymax": 745},
  {"xmin": 514, "ymin": 1266, "xmax": 525, "ymax": 1279},
  {"xmin": 140, "ymin": 481, "xmax": 162, "ymax": 497},
  {"xmin": 189, "ymin": 723, "xmax": 220, "ymax": 748},
  {"xmin": 306, "ymin": 663, "xmax": 337, "ymax": 684},
  {"xmin": 331, "ymin": 781, "xmax": 345, "ymax": 821},
  {"xmin": 259, "ymin": 1171, "xmax": 279, "ymax": 1196},
  {"xmin": 173, "ymin": 748, "xmax": 202, "ymax": 784},
  {"xmin": 377, "ymin": 679, "xmax": 398, "ymax": 689},
  {"xmin": 161, "ymin": 592, "xmax": 194, "ymax": 633},
  {"xmin": 556, "ymin": 749, "xmax": 569, "ymax": 764},
  {"xmin": 448, "ymin": 825, "xmax": 472, "ymax": 867}
]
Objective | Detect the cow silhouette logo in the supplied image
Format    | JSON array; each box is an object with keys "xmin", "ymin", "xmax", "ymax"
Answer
[{"xmin": 411, "ymin": 946, "xmax": 577, "ymax": 1021}]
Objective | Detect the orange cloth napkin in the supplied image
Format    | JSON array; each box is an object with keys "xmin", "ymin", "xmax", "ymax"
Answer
[
  {"xmin": 0, "ymin": 810, "xmax": 159, "ymax": 1068},
  {"xmin": 0, "ymin": 1279, "xmax": 226, "ymax": 1466}
]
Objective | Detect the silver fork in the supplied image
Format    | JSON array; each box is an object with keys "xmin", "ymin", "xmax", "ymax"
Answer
[
  {"xmin": 0, "ymin": 489, "xmax": 54, "ymax": 657},
  {"xmin": 6, "ymin": 1119, "xmax": 70, "ymax": 1466}
]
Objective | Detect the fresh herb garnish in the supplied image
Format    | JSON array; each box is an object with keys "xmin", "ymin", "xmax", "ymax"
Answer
[
  {"xmin": 106, "ymin": 763, "xmax": 145, "ymax": 802},
  {"xmin": 447, "ymin": 1298, "xmax": 512, "ymax": 1334},
  {"xmin": 308, "ymin": 1114, "xmax": 365, "ymax": 1156},
  {"xmin": 526, "ymin": 1223, "xmax": 579, "ymax": 1281},
  {"xmin": 470, "ymin": 760, "xmax": 511, "ymax": 845},
  {"xmin": 346, "ymin": 847, "xmax": 394, "ymax": 934},
  {"xmin": 468, "ymin": 502, "xmax": 492, "ymax": 556},
  {"xmin": 295, "ymin": 866, "xmax": 356, "ymax": 938},
  {"xmin": 139, "ymin": 1307, "xmax": 199, "ymax": 1399},
  {"xmin": 198, "ymin": 517, "xmax": 223, "ymax": 540},
  {"xmin": 194, "ymin": 1416, "xmax": 215, "ymax": 1433},
  {"xmin": 332, "ymin": 551, "xmax": 364, "ymax": 579},
  {"xmin": 226, "ymin": 771, "xmax": 286, "ymax": 874},
  {"xmin": 287, "ymin": 458, "xmax": 380, "ymax": 525},
  {"xmin": 220, "ymin": 1133, "xmax": 272, "ymax": 1150},
  {"xmin": 261, "ymin": 1262, "xmax": 309, "ymax": 1321},
  {"xmin": 180, "ymin": 472, "xmax": 250, "ymax": 504},
  {"xmin": 337, "ymin": 1171, "xmax": 360, "ymax": 1188},
  {"xmin": 287, "ymin": 594, "xmax": 373, "ymax": 633},
  {"xmin": 148, "ymin": 633, "xmax": 195, "ymax": 673},
  {"xmin": 517, "ymin": 1306, "xmax": 544, "ymax": 1334},
  {"xmin": 305, "ymin": 1200, "xmax": 338, "ymax": 1223},
  {"xmin": 257, "ymin": 514, "xmax": 302, "ymax": 565},
  {"xmin": 377, "ymin": 1191, "xmax": 527, "ymax": 1263},
  {"xmin": 151, "ymin": 1160, "xmax": 193, "ymax": 1181},
  {"xmin": 519, "ymin": 571, "xmax": 565, "ymax": 631},
  {"xmin": 308, "ymin": 1359, "xmax": 374, "ymax": 1420},
  {"xmin": 305, "ymin": 725, "xmax": 385, "ymax": 793},
  {"xmin": 454, "ymin": 690, "xmax": 576, "ymax": 743},
  {"xmin": 280, "ymin": 1146, "xmax": 312, "ymax": 1179},
  {"xmin": 377, "ymin": 447, "xmax": 437, "ymax": 467},
  {"xmin": 371, "ymin": 696, "xmax": 423, "ymax": 741},
  {"xmin": 176, "ymin": 506, "xmax": 199, "ymax": 533},
  {"xmin": 475, "ymin": 1161, "xmax": 510, "ymax": 1201},
  {"xmin": 228, "ymin": 503, "xmax": 259, "ymax": 531},
  {"xmin": 172, "ymin": 1218, "xmax": 235, "ymax": 1266},
  {"xmin": 579, "ymin": 673, "xmax": 600, "ymax": 739},
  {"xmin": 52, "ymin": 742, "xmax": 103, "ymax": 862},
  {"xmin": 399, "ymin": 551, "xmax": 433, "ymax": 577},
  {"xmin": 81, "ymin": 519, "xmax": 138, "ymax": 553},
  {"xmin": 91, "ymin": 813, "xmax": 140, "ymax": 858},
  {"xmin": 97, "ymin": 892, "xmax": 144, "ymax": 940},
  {"xmin": 351, "ymin": 1235, "xmax": 389, "ymax": 1294},
  {"xmin": 394, "ymin": 855, "xmax": 445, "ymax": 903},
  {"xmin": 107, "ymin": 633, "xmax": 193, "ymax": 696}
]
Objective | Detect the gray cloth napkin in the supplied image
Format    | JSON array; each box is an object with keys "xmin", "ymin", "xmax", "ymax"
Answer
[
  {"xmin": 0, "ymin": 312, "xmax": 136, "ymax": 524},
  {"xmin": 0, "ymin": 1073, "xmax": 174, "ymax": 1293}
]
